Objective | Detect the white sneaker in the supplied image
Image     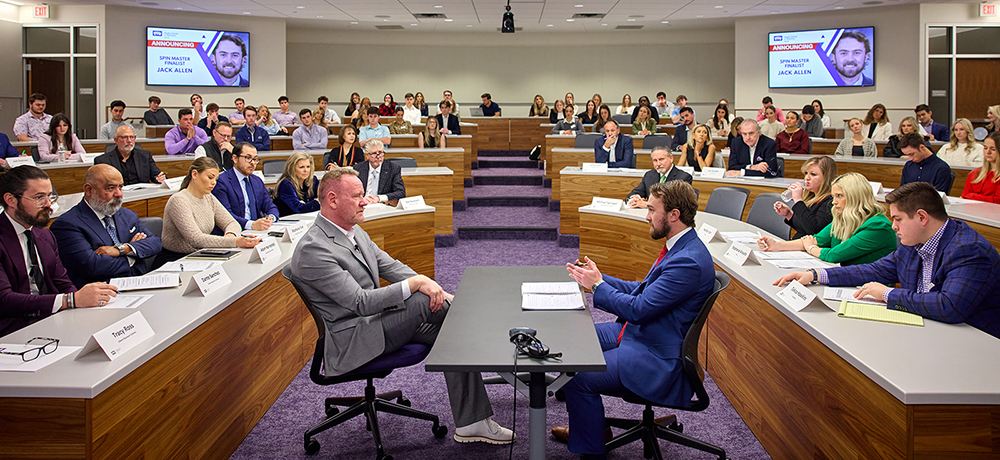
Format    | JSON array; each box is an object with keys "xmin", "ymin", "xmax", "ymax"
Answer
[{"xmin": 454, "ymin": 417, "xmax": 516, "ymax": 444}]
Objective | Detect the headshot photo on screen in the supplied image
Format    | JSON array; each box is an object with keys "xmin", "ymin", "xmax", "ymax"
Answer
[
  {"xmin": 211, "ymin": 33, "xmax": 249, "ymax": 87},
  {"xmin": 829, "ymin": 29, "xmax": 872, "ymax": 86}
]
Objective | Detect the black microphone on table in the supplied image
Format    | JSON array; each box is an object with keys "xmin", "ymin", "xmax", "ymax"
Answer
[{"xmin": 509, "ymin": 327, "xmax": 561, "ymax": 359}]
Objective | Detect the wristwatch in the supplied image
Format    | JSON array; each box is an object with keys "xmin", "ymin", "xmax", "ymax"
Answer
[
  {"xmin": 591, "ymin": 280, "xmax": 604, "ymax": 292},
  {"xmin": 115, "ymin": 243, "xmax": 127, "ymax": 256}
]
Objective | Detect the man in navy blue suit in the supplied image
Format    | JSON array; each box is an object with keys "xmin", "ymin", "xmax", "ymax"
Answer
[
  {"xmin": 593, "ymin": 120, "xmax": 635, "ymax": 168},
  {"xmin": 211, "ymin": 143, "xmax": 279, "ymax": 231},
  {"xmin": 556, "ymin": 181, "xmax": 716, "ymax": 459},
  {"xmin": 726, "ymin": 119, "xmax": 779, "ymax": 178},
  {"xmin": 915, "ymin": 104, "xmax": 950, "ymax": 142},
  {"xmin": 50, "ymin": 164, "xmax": 162, "ymax": 288},
  {"xmin": 234, "ymin": 105, "xmax": 270, "ymax": 151},
  {"xmin": 670, "ymin": 106, "xmax": 696, "ymax": 151},
  {"xmin": 831, "ymin": 29, "xmax": 873, "ymax": 86}
]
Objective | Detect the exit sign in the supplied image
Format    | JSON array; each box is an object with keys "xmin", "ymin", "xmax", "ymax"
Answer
[
  {"xmin": 981, "ymin": 3, "xmax": 997, "ymax": 17},
  {"xmin": 33, "ymin": 5, "xmax": 49, "ymax": 18}
]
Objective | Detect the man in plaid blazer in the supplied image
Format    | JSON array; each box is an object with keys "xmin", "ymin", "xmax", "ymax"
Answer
[{"xmin": 776, "ymin": 182, "xmax": 1000, "ymax": 339}]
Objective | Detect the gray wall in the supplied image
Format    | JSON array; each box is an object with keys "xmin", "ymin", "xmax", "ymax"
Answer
[{"xmin": 0, "ymin": 9, "xmax": 24, "ymax": 133}]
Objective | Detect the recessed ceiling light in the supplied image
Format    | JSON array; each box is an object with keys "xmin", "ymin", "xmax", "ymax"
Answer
[
  {"xmin": 547, "ymin": 24, "xmax": 553, "ymax": 27},
  {"xmin": 834, "ymin": 6, "xmax": 844, "ymax": 9},
  {"xmin": 661, "ymin": 20, "xmax": 669, "ymax": 23},
  {"xmin": 351, "ymin": 21, "xmax": 358, "ymax": 24},
  {"xmin": 715, "ymin": 5, "xmax": 723, "ymax": 8},
  {"xmin": 375, "ymin": 15, "xmax": 389, "ymax": 18},
  {"xmin": 466, "ymin": 24, "xmax": 472, "ymax": 27},
  {"xmin": 627, "ymin": 18, "xmax": 636, "ymax": 21},
  {"xmin": 296, "ymin": 5, "xmax": 305, "ymax": 9},
  {"xmin": 242, "ymin": 12, "xmax": 251, "ymax": 15},
  {"xmin": 567, "ymin": 18, "xmax": 575, "ymax": 22},
  {"xmin": 411, "ymin": 23, "xmax": 418, "ymax": 26},
  {"xmin": 444, "ymin": 18, "xmax": 453, "ymax": 21},
  {"xmin": 383, "ymin": 19, "xmax": 389, "ymax": 21},
  {"xmin": 174, "ymin": 7, "xmax": 183, "ymax": 9},
  {"xmin": 575, "ymin": 4, "xmax": 583, "ymax": 7},
  {"xmin": 316, "ymin": 15, "xmax": 323, "ymax": 18},
  {"xmin": 769, "ymin": 11, "xmax": 779, "ymax": 14},
  {"xmin": 434, "ymin": 4, "xmax": 443, "ymax": 7},
  {"xmin": 695, "ymin": 15, "xmax": 703, "ymax": 18}
]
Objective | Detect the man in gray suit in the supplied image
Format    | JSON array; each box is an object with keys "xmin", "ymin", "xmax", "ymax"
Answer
[
  {"xmin": 626, "ymin": 146, "xmax": 693, "ymax": 208},
  {"xmin": 289, "ymin": 167, "xmax": 514, "ymax": 445}
]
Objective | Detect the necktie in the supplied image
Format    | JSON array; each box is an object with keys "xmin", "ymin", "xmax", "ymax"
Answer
[
  {"xmin": 368, "ymin": 169, "xmax": 379, "ymax": 197},
  {"xmin": 659, "ymin": 174, "xmax": 667, "ymax": 183},
  {"xmin": 609, "ymin": 142, "xmax": 616, "ymax": 163},
  {"xmin": 24, "ymin": 229, "xmax": 49, "ymax": 295},
  {"xmin": 243, "ymin": 177, "xmax": 257, "ymax": 220},
  {"xmin": 618, "ymin": 246, "xmax": 669, "ymax": 345},
  {"xmin": 103, "ymin": 216, "xmax": 121, "ymax": 245}
]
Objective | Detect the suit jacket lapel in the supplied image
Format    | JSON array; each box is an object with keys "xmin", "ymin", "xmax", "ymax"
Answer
[
  {"xmin": 319, "ymin": 217, "xmax": 377, "ymax": 285},
  {"xmin": 226, "ymin": 171, "xmax": 247, "ymax": 214},
  {"xmin": 78, "ymin": 201, "xmax": 115, "ymax": 246},
  {"xmin": 0, "ymin": 216, "xmax": 28, "ymax": 287}
]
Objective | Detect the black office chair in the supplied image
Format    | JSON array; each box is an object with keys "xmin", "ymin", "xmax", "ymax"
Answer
[
  {"xmin": 946, "ymin": 171, "xmax": 957, "ymax": 196},
  {"xmin": 612, "ymin": 114, "xmax": 632, "ymax": 126},
  {"xmin": 604, "ymin": 271, "xmax": 730, "ymax": 460},
  {"xmin": 775, "ymin": 157, "xmax": 785, "ymax": 177},
  {"xmin": 262, "ymin": 159, "xmax": 285, "ymax": 176},
  {"xmin": 281, "ymin": 266, "xmax": 447, "ymax": 459},
  {"xmin": 746, "ymin": 193, "xmax": 790, "ymax": 240},
  {"xmin": 386, "ymin": 157, "xmax": 418, "ymax": 169},
  {"xmin": 137, "ymin": 217, "xmax": 163, "ymax": 272},
  {"xmin": 574, "ymin": 133, "xmax": 602, "ymax": 149},
  {"xmin": 641, "ymin": 134, "xmax": 673, "ymax": 151},
  {"xmin": 704, "ymin": 187, "xmax": 751, "ymax": 220}
]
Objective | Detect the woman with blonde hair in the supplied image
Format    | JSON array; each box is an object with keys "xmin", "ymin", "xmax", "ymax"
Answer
[
  {"xmin": 616, "ymin": 94, "xmax": 632, "ymax": 115},
  {"xmin": 938, "ymin": 118, "xmax": 983, "ymax": 167},
  {"xmin": 418, "ymin": 117, "xmax": 446, "ymax": 149},
  {"xmin": 758, "ymin": 172, "xmax": 896, "ymax": 266},
  {"xmin": 591, "ymin": 93, "xmax": 602, "ymax": 109},
  {"xmin": 987, "ymin": 105, "xmax": 1000, "ymax": 134},
  {"xmin": 773, "ymin": 156, "xmax": 837, "ymax": 238},
  {"xmin": 256, "ymin": 105, "xmax": 288, "ymax": 136},
  {"xmin": 528, "ymin": 95, "xmax": 549, "ymax": 117},
  {"xmin": 565, "ymin": 92, "xmax": 578, "ymax": 115},
  {"xmin": 631, "ymin": 106, "xmax": 657, "ymax": 136},
  {"xmin": 273, "ymin": 151, "xmax": 320, "ymax": 216},
  {"xmin": 677, "ymin": 124, "xmax": 715, "ymax": 172},
  {"xmin": 313, "ymin": 108, "xmax": 331, "ymax": 134},
  {"xmin": 862, "ymin": 103, "xmax": 892, "ymax": 141},
  {"xmin": 961, "ymin": 131, "xmax": 1000, "ymax": 203},
  {"xmin": 835, "ymin": 118, "xmax": 876, "ymax": 157},
  {"xmin": 549, "ymin": 99, "xmax": 565, "ymax": 124}
]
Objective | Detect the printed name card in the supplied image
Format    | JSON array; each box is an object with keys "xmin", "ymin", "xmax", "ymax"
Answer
[
  {"xmin": 776, "ymin": 280, "xmax": 829, "ymax": 312},
  {"xmin": 80, "ymin": 153, "xmax": 101, "ymax": 164},
  {"xmin": 162, "ymin": 176, "xmax": 184, "ymax": 191},
  {"xmin": 938, "ymin": 191, "xmax": 951, "ymax": 205},
  {"xmin": 581, "ymin": 162, "xmax": 609, "ymax": 173},
  {"xmin": 723, "ymin": 242, "xmax": 760, "ymax": 266},
  {"xmin": 700, "ymin": 167, "xmax": 726, "ymax": 179},
  {"xmin": 590, "ymin": 197, "xmax": 625, "ymax": 212},
  {"xmin": 183, "ymin": 266, "xmax": 232, "ymax": 296},
  {"xmin": 676, "ymin": 166, "xmax": 695, "ymax": 176},
  {"xmin": 248, "ymin": 237, "xmax": 280, "ymax": 264},
  {"xmin": 78, "ymin": 311, "xmax": 154, "ymax": 361},
  {"xmin": 282, "ymin": 221, "xmax": 310, "ymax": 244},
  {"xmin": 6, "ymin": 156, "xmax": 36, "ymax": 168},
  {"xmin": 397, "ymin": 195, "xmax": 427, "ymax": 210},
  {"xmin": 252, "ymin": 170, "xmax": 266, "ymax": 180},
  {"xmin": 697, "ymin": 223, "xmax": 727, "ymax": 244},
  {"xmin": 869, "ymin": 182, "xmax": 883, "ymax": 195}
]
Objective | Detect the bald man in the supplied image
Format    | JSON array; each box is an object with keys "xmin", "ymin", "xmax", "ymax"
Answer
[
  {"xmin": 95, "ymin": 125, "xmax": 166, "ymax": 186},
  {"xmin": 50, "ymin": 164, "xmax": 162, "ymax": 288}
]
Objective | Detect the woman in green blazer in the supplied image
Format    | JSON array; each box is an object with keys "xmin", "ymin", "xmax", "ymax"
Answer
[{"xmin": 757, "ymin": 172, "xmax": 897, "ymax": 266}]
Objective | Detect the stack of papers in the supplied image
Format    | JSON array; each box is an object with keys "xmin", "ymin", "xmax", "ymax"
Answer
[
  {"xmin": 823, "ymin": 287, "xmax": 882, "ymax": 305},
  {"xmin": 109, "ymin": 273, "xmax": 181, "ymax": 291},
  {"xmin": 720, "ymin": 231, "xmax": 760, "ymax": 246},
  {"xmin": 157, "ymin": 260, "xmax": 223, "ymax": 272},
  {"xmin": 521, "ymin": 282, "xmax": 584, "ymax": 310}
]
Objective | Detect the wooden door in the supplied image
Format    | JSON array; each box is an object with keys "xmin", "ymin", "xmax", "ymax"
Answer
[
  {"xmin": 26, "ymin": 58, "xmax": 66, "ymax": 115},
  {"xmin": 956, "ymin": 58, "xmax": 1000, "ymax": 120}
]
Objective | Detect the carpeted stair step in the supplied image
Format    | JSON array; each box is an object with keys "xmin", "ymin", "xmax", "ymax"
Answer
[
  {"xmin": 473, "ymin": 175, "xmax": 543, "ymax": 186},
  {"xmin": 466, "ymin": 196, "xmax": 549, "ymax": 207},
  {"xmin": 477, "ymin": 158, "xmax": 538, "ymax": 169},
  {"xmin": 478, "ymin": 149, "xmax": 530, "ymax": 157},
  {"xmin": 456, "ymin": 226, "xmax": 558, "ymax": 240}
]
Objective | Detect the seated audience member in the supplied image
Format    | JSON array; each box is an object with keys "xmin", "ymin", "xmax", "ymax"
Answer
[
  {"xmin": 776, "ymin": 111, "xmax": 810, "ymax": 155},
  {"xmin": 987, "ymin": 104, "xmax": 999, "ymax": 134},
  {"xmin": 591, "ymin": 93, "xmax": 603, "ymax": 110},
  {"xmin": 915, "ymin": 104, "xmax": 949, "ymax": 141},
  {"xmin": 401, "ymin": 93, "xmax": 421, "ymax": 125},
  {"xmin": 835, "ymin": 118, "xmax": 876, "ymax": 157},
  {"xmin": 480, "ymin": 93, "xmax": 502, "ymax": 117},
  {"xmin": 812, "ymin": 99, "xmax": 831, "ymax": 129},
  {"xmin": 799, "ymin": 104, "xmax": 825, "ymax": 138},
  {"xmin": 938, "ymin": 118, "xmax": 983, "ymax": 168},
  {"xmin": 191, "ymin": 94, "xmax": 203, "ymax": 123},
  {"xmin": 273, "ymin": 151, "xmax": 320, "ymax": 216},
  {"xmin": 556, "ymin": 180, "xmax": 714, "ymax": 458},
  {"xmin": 292, "ymin": 109, "xmax": 329, "ymax": 150},
  {"xmin": 343, "ymin": 93, "xmax": 361, "ymax": 120},
  {"xmin": 0, "ymin": 131, "xmax": 23, "ymax": 167},
  {"xmin": 13, "ymin": 93, "xmax": 52, "ymax": 142},
  {"xmin": 669, "ymin": 94, "xmax": 694, "ymax": 122},
  {"xmin": 99, "ymin": 100, "xmax": 129, "ymax": 140},
  {"xmin": 96, "ymin": 126, "xmax": 166, "ymax": 185},
  {"xmin": 552, "ymin": 105, "xmax": 584, "ymax": 136},
  {"xmin": 143, "ymin": 95, "xmax": 173, "ymax": 126},
  {"xmin": 352, "ymin": 97, "xmax": 372, "ymax": 128},
  {"xmin": 883, "ymin": 116, "xmax": 930, "ymax": 158},
  {"xmin": 627, "ymin": 146, "xmax": 693, "ymax": 208},
  {"xmin": 726, "ymin": 116, "xmax": 745, "ymax": 148},
  {"xmin": 257, "ymin": 105, "xmax": 288, "ymax": 136},
  {"xmin": 388, "ymin": 107, "xmax": 413, "ymax": 135},
  {"xmin": 579, "ymin": 100, "xmax": 599, "ymax": 125},
  {"xmin": 862, "ymin": 103, "xmax": 892, "ymax": 141},
  {"xmin": 775, "ymin": 181, "xmax": 1000, "ymax": 339},
  {"xmin": 899, "ymin": 132, "xmax": 953, "ymax": 192},
  {"xmin": 212, "ymin": 143, "xmax": 279, "ymax": 231},
  {"xmin": 0, "ymin": 165, "xmax": 118, "ymax": 337},
  {"xmin": 324, "ymin": 125, "xmax": 364, "ymax": 169},
  {"xmin": 435, "ymin": 100, "xmax": 462, "ymax": 135},
  {"xmin": 378, "ymin": 93, "xmax": 397, "ymax": 117},
  {"xmin": 313, "ymin": 108, "xmax": 331, "ymax": 134},
  {"xmin": 756, "ymin": 96, "xmax": 784, "ymax": 123},
  {"xmin": 273, "ymin": 96, "xmax": 300, "ymax": 126},
  {"xmin": 707, "ymin": 104, "xmax": 731, "ymax": 137},
  {"xmin": 678, "ymin": 124, "xmax": 716, "ymax": 172},
  {"xmin": 760, "ymin": 172, "xmax": 896, "ymax": 266},
  {"xmin": 354, "ymin": 139, "xmax": 405, "ymax": 204},
  {"xmin": 549, "ymin": 99, "xmax": 566, "ymax": 124},
  {"xmin": 632, "ymin": 106, "xmax": 657, "ymax": 136},
  {"xmin": 727, "ymin": 120, "xmax": 779, "ymax": 178},
  {"xmin": 670, "ymin": 107, "xmax": 697, "ymax": 151},
  {"xmin": 50, "ymin": 164, "xmax": 162, "ymax": 288},
  {"xmin": 529, "ymin": 94, "xmax": 549, "ymax": 118},
  {"xmin": 234, "ymin": 105, "xmax": 270, "ymax": 151},
  {"xmin": 418, "ymin": 117, "xmax": 446, "ymax": 149},
  {"xmin": 616, "ymin": 94, "xmax": 633, "ymax": 115},
  {"xmin": 594, "ymin": 120, "xmax": 634, "ymax": 168},
  {"xmin": 758, "ymin": 106, "xmax": 783, "ymax": 140},
  {"xmin": 774, "ymin": 156, "xmax": 836, "ymax": 238},
  {"xmin": 593, "ymin": 105, "xmax": 613, "ymax": 134},
  {"xmin": 653, "ymin": 91, "xmax": 675, "ymax": 117},
  {"xmin": 359, "ymin": 107, "xmax": 392, "ymax": 147},
  {"xmin": 165, "ymin": 108, "xmax": 209, "ymax": 155},
  {"xmin": 194, "ymin": 121, "xmax": 235, "ymax": 171},
  {"xmin": 630, "ymin": 96, "xmax": 660, "ymax": 124},
  {"xmin": 37, "ymin": 114, "xmax": 84, "ymax": 162},
  {"xmin": 197, "ymin": 103, "xmax": 230, "ymax": 133},
  {"xmin": 414, "ymin": 92, "xmax": 429, "ymax": 117},
  {"xmin": 316, "ymin": 96, "xmax": 342, "ymax": 125},
  {"xmin": 962, "ymin": 131, "xmax": 1000, "ymax": 203},
  {"xmin": 229, "ymin": 98, "xmax": 247, "ymax": 126},
  {"xmin": 564, "ymin": 92, "xmax": 578, "ymax": 115},
  {"xmin": 158, "ymin": 157, "xmax": 260, "ymax": 264}
]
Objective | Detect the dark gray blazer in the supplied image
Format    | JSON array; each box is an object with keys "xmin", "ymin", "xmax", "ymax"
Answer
[
  {"xmin": 627, "ymin": 167, "xmax": 693, "ymax": 200},
  {"xmin": 353, "ymin": 160, "xmax": 406, "ymax": 201}
]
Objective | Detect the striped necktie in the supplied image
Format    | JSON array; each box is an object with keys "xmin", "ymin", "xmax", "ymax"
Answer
[{"xmin": 103, "ymin": 216, "xmax": 121, "ymax": 245}]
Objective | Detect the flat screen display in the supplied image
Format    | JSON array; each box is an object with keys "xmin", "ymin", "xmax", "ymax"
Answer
[
  {"xmin": 768, "ymin": 27, "xmax": 874, "ymax": 88},
  {"xmin": 146, "ymin": 27, "xmax": 250, "ymax": 87}
]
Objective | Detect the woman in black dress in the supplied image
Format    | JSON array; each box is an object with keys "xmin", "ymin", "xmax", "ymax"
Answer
[{"xmin": 773, "ymin": 156, "xmax": 837, "ymax": 238}]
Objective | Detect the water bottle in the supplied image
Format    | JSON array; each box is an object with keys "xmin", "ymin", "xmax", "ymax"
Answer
[
  {"xmin": 781, "ymin": 182, "xmax": 802, "ymax": 202},
  {"xmin": 57, "ymin": 144, "xmax": 67, "ymax": 164}
]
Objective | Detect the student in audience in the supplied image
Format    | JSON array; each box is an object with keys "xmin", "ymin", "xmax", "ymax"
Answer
[
  {"xmin": 313, "ymin": 108, "xmax": 331, "ymax": 134},
  {"xmin": 529, "ymin": 95, "xmax": 549, "ymax": 118},
  {"xmin": 359, "ymin": 107, "xmax": 392, "ymax": 147},
  {"xmin": 212, "ymin": 142, "xmax": 279, "ymax": 231},
  {"xmin": 899, "ymin": 132, "xmax": 953, "ymax": 192},
  {"xmin": 812, "ymin": 99, "xmax": 831, "ymax": 129},
  {"xmin": 671, "ymin": 107, "xmax": 697, "ymax": 151},
  {"xmin": 835, "ymin": 118, "xmax": 876, "ymax": 157},
  {"xmin": 0, "ymin": 165, "xmax": 117, "ymax": 337},
  {"xmin": 862, "ymin": 103, "xmax": 892, "ymax": 141},
  {"xmin": 14, "ymin": 93, "xmax": 52, "ymax": 142},
  {"xmin": 164, "ymin": 108, "xmax": 209, "ymax": 156},
  {"xmin": 776, "ymin": 111, "xmax": 810, "ymax": 155},
  {"xmin": 987, "ymin": 105, "xmax": 1000, "ymax": 134},
  {"xmin": 480, "ymin": 93, "xmax": 502, "ymax": 117},
  {"xmin": 758, "ymin": 106, "xmax": 784, "ymax": 140},
  {"xmin": 915, "ymin": 104, "xmax": 949, "ymax": 141},
  {"xmin": 354, "ymin": 139, "xmax": 405, "ymax": 204},
  {"xmin": 324, "ymin": 124, "xmax": 363, "ymax": 169},
  {"xmin": 579, "ymin": 100, "xmax": 599, "ymax": 125},
  {"xmin": 775, "ymin": 181, "xmax": 1000, "ymax": 339},
  {"xmin": 677, "ymin": 124, "xmax": 716, "ymax": 172},
  {"xmin": 388, "ymin": 107, "xmax": 413, "ymax": 135},
  {"xmin": 962, "ymin": 131, "xmax": 1000, "ymax": 203},
  {"xmin": 593, "ymin": 105, "xmax": 613, "ymax": 134},
  {"xmin": 402, "ymin": 93, "xmax": 421, "ymax": 125},
  {"xmin": 158, "ymin": 157, "xmax": 261, "ymax": 265},
  {"xmin": 442, "ymin": 90, "xmax": 461, "ymax": 116},
  {"xmin": 194, "ymin": 121, "xmax": 235, "ymax": 171},
  {"xmin": 654, "ymin": 91, "xmax": 675, "ymax": 117},
  {"xmin": 99, "ymin": 100, "xmax": 129, "ymax": 140},
  {"xmin": 726, "ymin": 117, "xmax": 745, "ymax": 148},
  {"xmin": 938, "ymin": 118, "xmax": 983, "ymax": 167},
  {"xmin": 594, "ymin": 120, "xmax": 634, "ymax": 168},
  {"xmin": 37, "ymin": 114, "xmax": 84, "ymax": 162},
  {"xmin": 143, "ymin": 95, "xmax": 173, "ymax": 127},
  {"xmin": 229, "ymin": 98, "xmax": 247, "ymax": 126},
  {"xmin": 632, "ymin": 106, "xmax": 657, "ymax": 136},
  {"xmin": 630, "ymin": 96, "xmax": 660, "ymax": 124},
  {"xmin": 591, "ymin": 93, "xmax": 603, "ymax": 110},
  {"xmin": 378, "ymin": 93, "xmax": 397, "ymax": 117},
  {"xmin": 799, "ymin": 104, "xmax": 825, "ymax": 138},
  {"xmin": 344, "ymin": 93, "xmax": 361, "ymax": 119},
  {"xmin": 552, "ymin": 105, "xmax": 584, "ymax": 136},
  {"xmin": 883, "ymin": 116, "xmax": 930, "ymax": 158},
  {"xmin": 435, "ymin": 100, "xmax": 462, "ymax": 135},
  {"xmin": 707, "ymin": 104, "xmax": 731, "ymax": 137},
  {"xmin": 616, "ymin": 94, "xmax": 633, "ymax": 115},
  {"xmin": 759, "ymin": 172, "xmax": 896, "ymax": 266},
  {"xmin": 273, "ymin": 151, "xmax": 320, "ymax": 217},
  {"xmin": 317, "ymin": 96, "xmax": 342, "ymax": 125},
  {"xmin": 627, "ymin": 145, "xmax": 692, "ymax": 208},
  {"xmin": 197, "ymin": 103, "xmax": 230, "ymax": 133},
  {"xmin": 257, "ymin": 105, "xmax": 288, "ymax": 136},
  {"xmin": 718, "ymin": 99, "xmax": 735, "ymax": 122},
  {"xmin": 414, "ymin": 92, "xmax": 428, "ymax": 117},
  {"xmin": 274, "ymin": 96, "xmax": 300, "ymax": 126},
  {"xmin": 670, "ymin": 95, "xmax": 693, "ymax": 122},
  {"xmin": 565, "ymin": 92, "xmax": 578, "ymax": 115},
  {"xmin": 549, "ymin": 99, "xmax": 565, "ymax": 124},
  {"xmin": 727, "ymin": 119, "xmax": 779, "ymax": 178},
  {"xmin": 292, "ymin": 109, "xmax": 329, "ymax": 151},
  {"xmin": 234, "ymin": 105, "xmax": 270, "ymax": 151},
  {"xmin": 50, "ymin": 164, "xmax": 162, "ymax": 288},
  {"xmin": 418, "ymin": 117, "xmax": 446, "ymax": 149},
  {"xmin": 351, "ymin": 97, "xmax": 372, "ymax": 127},
  {"xmin": 756, "ymin": 96, "xmax": 784, "ymax": 123},
  {"xmin": 0, "ymin": 131, "xmax": 23, "ymax": 167},
  {"xmin": 191, "ymin": 94, "xmax": 203, "ymax": 124},
  {"xmin": 774, "ymin": 156, "xmax": 836, "ymax": 238},
  {"xmin": 96, "ymin": 126, "xmax": 166, "ymax": 185}
]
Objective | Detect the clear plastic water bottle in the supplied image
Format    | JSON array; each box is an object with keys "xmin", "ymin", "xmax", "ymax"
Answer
[
  {"xmin": 781, "ymin": 182, "xmax": 802, "ymax": 202},
  {"xmin": 57, "ymin": 144, "xmax": 67, "ymax": 164}
]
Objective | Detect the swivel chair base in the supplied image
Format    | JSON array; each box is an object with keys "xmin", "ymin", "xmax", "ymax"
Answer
[{"xmin": 605, "ymin": 407, "xmax": 726, "ymax": 460}]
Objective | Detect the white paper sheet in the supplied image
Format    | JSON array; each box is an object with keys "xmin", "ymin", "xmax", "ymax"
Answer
[
  {"xmin": 770, "ymin": 259, "xmax": 835, "ymax": 270},
  {"xmin": 823, "ymin": 287, "xmax": 883, "ymax": 305},
  {"xmin": 720, "ymin": 231, "xmax": 760, "ymax": 239},
  {"xmin": 101, "ymin": 294, "xmax": 153, "ymax": 309},
  {"xmin": 753, "ymin": 251, "xmax": 817, "ymax": 260},
  {"xmin": 521, "ymin": 294, "xmax": 585, "ymax": 310},
  {"xmin": 521, "ymin": 282, "xmax": 580, "ymax": 295},
  {"xmin": 122, "ymin": 184, "xmax": 161, "ymax": 191},
  {"xmin": 156, "ymin": 260, "xmax": 223, "ymax": 272},
  {"xmin": 0, "ymin": 345, "xmax": 81, "ymax": 372},
  {"xmin": 109, "ymin": 273, "xmax": 181, "ymax": 291}
]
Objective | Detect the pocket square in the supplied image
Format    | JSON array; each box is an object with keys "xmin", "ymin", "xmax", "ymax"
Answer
[{"xmin": 130, "ymin": 226, "xmax": 136, "ymax": 232}]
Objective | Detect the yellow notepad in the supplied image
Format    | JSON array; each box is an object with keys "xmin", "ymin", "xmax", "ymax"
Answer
[{"xmin": 837, "ymin": 301, "xmax": 924, "ymax": 327}]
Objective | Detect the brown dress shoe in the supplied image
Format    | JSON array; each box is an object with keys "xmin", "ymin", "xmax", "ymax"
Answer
[{"xmin": 550, "ymin": 425, "xmax": 614, "ymax": 444}]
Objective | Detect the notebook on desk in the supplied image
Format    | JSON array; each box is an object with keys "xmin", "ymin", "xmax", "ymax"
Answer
[{"xmin": 837, "ymin": 301, "xmax": 924, "ymax": 327}]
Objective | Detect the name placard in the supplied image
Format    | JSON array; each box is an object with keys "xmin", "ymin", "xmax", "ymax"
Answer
[
  {"xmin": 777, "ymin": 280, "xmax": 829, "ymax": 311},
  {"xmin": 676, "ymin": 166, "xmax": 695, "ymax": 176},
  {"xmin": 248, "ymin": 237, "xmax": 280, "ymax": 264},
  {"xmin": 6, "ymin": 156, "xmax": 36, "ymax": 168},
  {"xmin": 282, "ymin": 221, "xmax": 310, "ymax": 244},
  {"xmin": 397, "ymin": 195, "xmax": 427, "ymax": 210},
  {"xmin": 80, "ymin": 153, "xmax": 101, "ymax": 164},
  {"xmin": 723, "ymin": 242, "xmax": 760, "ymax": 266},
  {"xmin": 697, "ymin": 222, "xmax": 727, "ymax": 244},
  {"xmin": 869, "ymin": 182, "xmax": 883, "ymax": 195},
  {"xmin": 162, "ymin": 176, "xmax": 184, "ymax": 191},
  {"xmin": 700, "ymin": 167, "xmax": 726, "ymax": 179},
  {"xmin": 252, "ymin": 170, "xmax": 266, "ymax": 181},
  {"xmin": 590, "ymin": 196, "xmax": 625, "ymax": 212},
  {"xmin": 581, "ymin": 162, "xmax": 609, "ymax": 173},
  {"xmin": 78, "ymin": 311, "xmax": 154, "ymax": 361},
  {"xmin": 938, "ymin": 191, "xmax": 951, "ymax": 205},
  {"xmin": 182, "ymin": 266, "xmax": 232, "ymax": 296}
]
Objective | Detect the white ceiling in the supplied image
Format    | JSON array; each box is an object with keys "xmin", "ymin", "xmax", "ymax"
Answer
[{"xmin": 38, "ymin": 0, "xmax": 960, "ymax": 32}]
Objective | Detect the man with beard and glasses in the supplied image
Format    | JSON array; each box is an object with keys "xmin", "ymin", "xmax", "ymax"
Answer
[
  {"xmin": 50, "ymin": 164, "xmax": 162, "ymax": 288},
  {"xmin": 831, "ymin": 30, "xmax": 873, "ymax": 86},
  {"xmin": 210, "ymin": 34, "xmax": 249, "ymax": 87},
  {"xmin": 0, "ymin": 166, "xmax": 119, "ymax": 337},
  {"xmin": 95, "ymin": 126, "xmax": 166, "ymax": 185}
]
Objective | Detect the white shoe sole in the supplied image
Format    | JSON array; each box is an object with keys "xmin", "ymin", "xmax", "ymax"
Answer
[{"xmin": 453, "ymin": 433, "xmax": 516, "ymax": 445}]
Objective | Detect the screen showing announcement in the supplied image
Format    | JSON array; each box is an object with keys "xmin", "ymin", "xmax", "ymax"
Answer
[
  {"xmin": 147, "ymin": 27, "xmax": 250, "ymax": 87},
  {"xmin": 768, "ymin": 27, "xmax": 874, "ymax": 88}
]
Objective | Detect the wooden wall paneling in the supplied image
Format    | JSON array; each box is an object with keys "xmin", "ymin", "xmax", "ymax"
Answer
[
  {"xmin": 47, "ymin": 167, "xmax": 89, "ymax": 196},
  {"xmin": 82, "ymin": 142, "xmax": 113, "ymax": 153},
  {"xmin": 466, "ymin": 118, "xmax": 508, "ymax": 150},
  {"xmin": 444, "ymin": 136, "xmax": 474, "ymax": 181},
  {"xmin": 270, "ymin": 137, "xmax": 293, "ymax": 151},
  {"xmin": 511, "ymin": 119, "xmax": 550, "ymax": 152},
  {"xmin": 362, "ymin": 212, "xmax": 435, "ymax": 279},
  {"xmin": 146, "ymin": 196, "xmax": 169, "ymax": 219},
  {"xmin": 910, "ymin": 405, "xmax": 1000, "ymax": 458},
  {"xmin": 403, "ymin": 174, "xmax": 454, "ymax": 235},
  {"xmin": 158, "ymin": 159, "xmax": 194, "ymax": 179},
  {"xmin": 0, "ymin": 398, "xmax": 90, "ymax": 460},
  {"xmin": 463, "ymin": 124, "xmax": 479, "ymax": 162},
  {"xmin": 383, "ymin": 150, "xmax": 464, "ymax": 201}
]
